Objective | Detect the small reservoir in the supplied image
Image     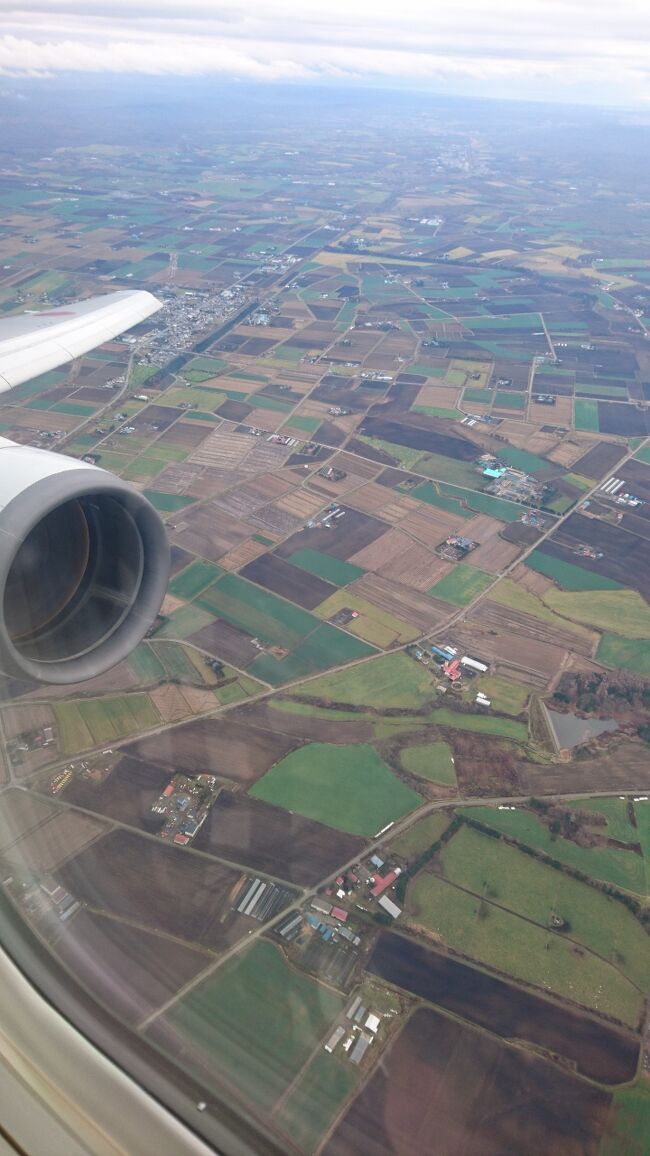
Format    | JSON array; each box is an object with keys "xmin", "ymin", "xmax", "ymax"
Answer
[{"xmin": 547, "ymin": 710, "xmax": 618, "ymax": 750}]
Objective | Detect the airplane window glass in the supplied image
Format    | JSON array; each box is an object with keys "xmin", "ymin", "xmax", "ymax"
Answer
[{"xmin": 1, "ymin": 29, "xmax": 650, "ymax": 1155}]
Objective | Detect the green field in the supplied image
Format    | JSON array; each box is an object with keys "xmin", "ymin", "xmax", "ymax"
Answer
[
  {"xmin": 464, "ymin": 805, "xmax": 646, "ymax": 894},
  {"xmin": 433, "ymin": 707, "xmax": 528, "ymax": 742},
  {"xmin": 413, "ymin": 453, "xmax": 482, "ymax": 489},
  {"xmin": 597, "ymin": 633, "xmax": 650, "ymax": 675},
  {"xmin": 600, "ymin": 1083, "xmax": 650, "ymax": 1156},
  {"xmin": 438, "ymin": 483, "xmax": 524, "ymax": 522},
  {"xmin": 412, "ymin": 481, "xmax": 474, "ymax": 518},
  {"xmin": 406, "ymin": 870, "xmax": 642, "ymax": 1026},
  {"xmin": 250, "ymin": 624, "xmax": 375, "ymax": 686},
  {"xmin": 389, "ymin": 812, "xmax": 451, "ymax": 859},
  {"xmin": 127, "ymin": 644, "xmax": 166, "ymax": 683},
  {"xmin": 526, "ymin": 549, "xmax": 623, "ymax": 591},
  {"xmin": 428, "ymin": 564, "xmax": 493, "ymax": 606},
  {"xmin": 579, "ymin": 797, "xmax": 639, "ymax": 845},
  {"xmin": 151, "ymin": 642, "xmax": 206, "ymax": 684},
  {"xmin": 250, "ymin": 742, "xmax": 422, "ymax": 837},
  {"xmin": 275, "ymin": 1051, "xmax": 358, "ymax": 1154},
  {"xmin": 168, "ymin": 560, "xmax": 224, "ymax": 601},
  {"xmin": 440, "ymin": 825, "xmax": 650, "ymax": 992},
  {"xmin": 494, "ymin": 391, "xmax": 527, "ymax": 409},
  {"xmin": 165, "ymin": 942, "xmax": 344, "ymax": 1115},
  {"xmin": 141, "ymin": 491, "xmax": 197, "ymax": 514},
  {"xmin": 291, "ymin": 652, "xmax": 435, "ymax": 709},
  {"xmin": 575, "ymin": 399, "xmax": 600, "ymax": 431},
  {"xmin": 154, "ymin": 604, "xmax": 215, "ymax": 640},
  {"xmin": 543, "ymin": 588, "xmax": 650, "ymax": 638},
  {"xmin": 55, "ymin": 694, "xmax": 160, "ymax": 753},
  {"xmin": 197, "ymin": 573, "xmax": 316, "ymax": 648},
  {"xmin": 401, "ymin": 741, "xmax": 456, "ymax": 786},
  {"xmin": 471, "ymin": 674, "xmax": 529, "ymax": 716},
  {"xmin": 287, "ymin": 548, "xmax": 365, "ymax": 587},
  {"xmin": 314, "ymin": 589, "xmax": 420, "ymax": 647}
]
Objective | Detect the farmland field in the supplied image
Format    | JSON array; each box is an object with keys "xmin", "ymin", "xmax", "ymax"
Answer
[
  {"xmin": 543, "ymin": 588, "xmax": 650, "ymax": 637},
  {"xmin": 400, "ymin": 741, "xmax": 457, "ymax": 785},
  {"xmin": 286, "ymin": 548, "xmax": 365, "ymax": 586},
  {"xmin": 314, "ymin": 589, "xmax": 420, "ymax": 646},
  {"xmin": 389, "ymin": 812, "xmax": 451, "ymax": 858},
  {"xmin": 196, "ymin": 573, "xmax": 317, "ymax": 647},
  {"xmin": 439, "ymin": 825, "xmax": 650, "ymax": 992},
  {"xmin": 405, "ymin": 871, "xmax": 642, "ymax": 1024},
  {"xmin": 471, "ymin": 674, "xmax": 529, "ymax": 715},
  {"xmin": 596, "ymin": 633, "xmax": 650, "ymax": 675},
  {"xmin": 54, "ymin": 695, "xmax": 160, "ymax": 753},
  {"xmin": 428, "ymin": 563, "xmax": 492, "ymax": 606},
  {"xmin": 290, "ymin": 651, "xmax": 436, "ymax": 709},
  {"xmin": 526, "ymin": 549, "xmax": 624, "ymax": 591},
  {"xmin": 324, "ymin": 1007, "xmax": 612, "ymax": 1156},
  {"xmin": 463, "ymin": 806, "xmax": 647, "ymax": 894},
  {"xmin": 250, "ymin": 624, "xmax": 376, "ymax": 686},
  {"xmin": 168, "ymin": 560, "xmax": 224, "ymax": 600},
  {"xmin": 275, "ymin": 1051, "xmax": 359, "ymax": 1154},
  {"xmin": 161, "ymin": 942, "xmax": 344, "ymax": 1114},
  {"xmin": 249, "ymin": 742, "xmax": 422, "ymax": 837}
]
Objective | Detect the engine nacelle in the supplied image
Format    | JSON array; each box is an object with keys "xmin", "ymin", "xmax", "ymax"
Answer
[{"xmin": 0, "ymin": 438, "xmax": 169, "ymax": 684}]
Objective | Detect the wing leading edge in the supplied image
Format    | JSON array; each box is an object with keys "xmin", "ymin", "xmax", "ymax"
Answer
[{"xmin": 0, "ymin": 289, "xmax": 162, "ymax": 392}]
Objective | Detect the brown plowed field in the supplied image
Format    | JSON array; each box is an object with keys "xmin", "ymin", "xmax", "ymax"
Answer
[
  {"xmin": 194, "ymin": 791, "xmax": 366, "ymax": 885},
  {"xmin": 400, "ymin": 506, "xmax": 464, "ymax": 546},
  {"xmin": 367, "ymin": 933, "xmax": 638, "ymax": 1085},
  {"xmin": 469, "ymin": 536, "xmax": 521, "ymax": 573},
  {"xmin": 519, "ymin": 739, "xmax": 650, "ymax": 794},
  {"xmin": 351, "ymin": 574, "xmax": 450, "ymax": 632},
  {"xmin": 324, "ymin": 1006, "xmax": 610, "ymax": 1156},
  {"xmin": 172, "ymin": 505, "xmax": 250, "ymax": 563},
  {"xmin": 0, "ymin": 788, "xmax": 58, "ymax": 851},
  {"xmin": 65, "ymin": 755, "xmax": 170, "ymax": 829},
  {"xmin": 349, "ymin": 528, "xmax": 414, "ymax": 570},
  {"xmin": 543, "ymin": 514, "xmax": 650, "ymax": 598},
  {"xmin": 218, "ymin": 538, "xmax": 270, "ymax": 571},
  {"xmin": 188, "ymin": 619, "xmax": 257, "ymax": 666},
  {"xmin": 444, "ymin": 623, "xmax": 563, "ymax": 686},
  {"xmin": 345, "ymin": 482, "xmax": 398, "ymax": 515},
  {"xmin": 51, "ymin": 910, "xmax": 210, "ymax": 1026},
  {"xmin": 379, "ymin": 542, "xmax": 451, "ymax": 591},
  {"xmin": 6, "ymin": 807, "xmax": 107, "ymax": 873},
  {"xmin": 156, "ymin": 421, "xmax": 213, "ymax": 449},
  {"xmin": 360, "ymin": 416, "xmax": 478, "ymax": 459},
  {"xmin": 124, "ymin": 718, "xmax": 300, "ymax": 785},
  {"xmin": 573, "ymin": 441, "xmax": 625, "ymax": 480},
  {"xmin": 239, "ymin": 554, "xmax": 336, "ymax": 610},
  {"xmin": 470, "ymin": 599, "xmax": 595, "ymax": 655},
  {"xmin": 277, "ymin": 508, "xmax": 387, "ymax": 562},
  {"xmin": 58, "ymin": 830, "xmax": 261, "ymax": 953}
]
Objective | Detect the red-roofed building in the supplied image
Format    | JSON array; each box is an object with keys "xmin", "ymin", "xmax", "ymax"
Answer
[
  {"xmin": 163, "ymin": 782, "xmax": 175, "ymax": 797},
  {"xmin": 371, "ymin": 869, "xmax": 401, "ymax": 898},
  {"xmin": 331, "ymin": 906, "xmax": 348, "ymax": 922},
  {"xmin": 443, "ymin": 659, "xmax": 462, "ymax": 683}
]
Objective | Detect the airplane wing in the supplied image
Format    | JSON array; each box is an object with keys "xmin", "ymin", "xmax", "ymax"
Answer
[{"xmin": 0, "ymin": 289, "xmax": 162, "ymax": 392}]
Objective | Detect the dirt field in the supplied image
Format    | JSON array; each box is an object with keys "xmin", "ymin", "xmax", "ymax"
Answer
[
  {"xmin": 58, "ymin": 829, "xmax": 258, "ymax": 952},
  {"xmin": 218, "ymin": 538, "xmax": 271, "ymax": 571},
  {"xmin": 172, "ymin": 505, "xmax": 251, "ymax": 562},
  {"xmin": 351, "ymin": 574, "xmax": 451, "ymax": 632},
  {"xmin": 188, "ymin": 619, "xmax": 257, "ymax": 667},
  {"xmin": 64, "ymin": 755, "xmax": 171, "ymax": 829},
  {"xmin": 545, "ymin": 515, "xmax": 650, "ymax": 598},
  {"xmin": 124, "ymin": 718, "xmax": 300, "ymax": 785},
  {"xmin": 399, "ymin": 506, "xmax": 464, "ymax": 546},
  {"xmin": 573, "ymin": 441, "xmax": 625, "ymax": 480},
  {"xmin": 360, "ymin": 416, "xmax": 478, "ymax": 459},
  {"xmin": 324, "ymin": 1007, "xmax": 611, "ymax": 1156},
  {"xmin": 443, "ymin": 621, "xmax": 564, "ymax": 688},
  {"xmin": 519, "ymin": 738, "xmax": 650, "ymax": 794},
  {"xmin": 194, "ymin": 791, "xmax": 366, "ymax": 885},
  {"xmin": 277, "ymin": 508, "xmax": 387, "ymax": 562},
  {"xmin": 469, "ymin": 535, "xmax": 521, "ymax": 573},
  {"xmin": 0, "ymin": 788, "xmax": 58, "ymax": 851},
  {"xmin": 367, "ymin": 933, "xmax": 638, "ymax": 1084},
  {"xmin": 469, "ymin": 598, "xmax": 595, "ymax": 656},
  {"xmin": 51, "ymin": 909, "xmax": 210, "ymax": 1025},
  {"xmin": 240, "ymin": 553, "xmax": 336, "ymax": 609},
  {"xmin": 5, "ymin": 806, "xmax": 107, "ymax": 872}
]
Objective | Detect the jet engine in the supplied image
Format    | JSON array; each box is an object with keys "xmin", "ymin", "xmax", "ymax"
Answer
[{"xmin": 0, "ymin": 438, "xmax": 169, "ymax": 684}]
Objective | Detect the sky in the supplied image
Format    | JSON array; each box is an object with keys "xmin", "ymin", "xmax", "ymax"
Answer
[{"xmin": 0, "ymin": 0, "xmax": 649, "ymax": 107}]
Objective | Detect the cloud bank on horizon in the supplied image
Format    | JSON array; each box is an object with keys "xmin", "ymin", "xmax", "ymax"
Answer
[{"xmin": 0, "ymin": 0, "xmax": 649, "ymax": 105}]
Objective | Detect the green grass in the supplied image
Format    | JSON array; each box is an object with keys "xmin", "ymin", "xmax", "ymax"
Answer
[
  {"xmin": 389, "ymin": 812, "xmax": 451, "ymax": 859},
  {"xmin": 498, "ymin": 446, "xmax": 553, "ymax": 474},
  {"xmin": 275, "ymin": 1052, "xmax": 359, "ymax": 1154},
  {"xmin": 428, "ymin": 564, "xmax": 493, "ymax": 607},
  {"xmin": 599, "ymin": 1083, "xmax": 650, "ymax": 1156},
  {"xmin": 463, "ymin": 387, "xmax": 494, "ymax": 404},
  {"xmin": 314, "ymin": 590, "xmax": 420, "ymax": 647},
  {"xmin": 413, "ymin": 452, "xmax": 482, "ymax": 489},
  {"xmin": 282, "ymin": 414, "xmax": 322, "ymax": 434},
  {"xmin": 197, "ymin": 573, "xmax": 316, "ymax": 648},
  {"xmin": 438, "ymin": 483, "xmax": 524, "ymax": 522},
  {"xmin": 152, "ymin": 642, "xmax": 205, "ymax": 683},
  {"xmin": 543, "ymin": 588, "xmax": 650, "ymax": 638},
  {"xmin": 248, "ymin": 393, "xmax": 293, "ymax": 413},
  {"xmin": 168, "ymin": 560, "xmax": 224, "ymax": 601},
  {"xmin": 597, "ymin": 634, "xmax": 650, "ymax": 675},
  {"xmin": 165, "ymin": 942, "xmax": 344, "ymax": 1115},
  {"xmin": 405, "ymin": 871, "xmax": 642, "ymax": 1026},
  {"xmin": 250, "ymin": 625, "xmax": 375, "ymax": 687},
  {"xmin": 463, "ymin": 806, "xmax": 646, "ymax": 894},
  {"xmin": 55, "ymin": 694, "xmax": 160, "ymax": 753},
  {"xmin": 287, "ymin": 549, "xmax": 365, "ymax": 587},
  {"xmin": 575, "ymin": 399, "xmax": 600, "ymax": 432},
  {"xmin": 432, "ymin": 708, "xmax": 528, "ymax": 742},
  {"xmin": 401, "ymin": 741, "xmax": 456, "ymax": 786},
  {"xmin": 291, "ymin": 652, "xmax": 435, "ymax": 709},
  {"xmin": 440, "ymin": 825, "xmax": 650, "ymax": 992},
  {"xmin": 127, "ymin": 644, "xmax": 166, "ymax": 683},
  {"xmin": 579, "ymin": 798, "xmax": 639, "ymax": 845},
  {"xmin": 634, "ymin": 446, "xmax": 650, "ymax": 465},
  {"xmin": 494, "ymin": 391, "xmax": 527, "ymax": 409},
  {"xmin": 412, "ymin": 481, "xmax": 474, "ymax": 519},
  {"xmin": 142, "ymin": 491, "xmax": 196, "ymax": 514},
  {"xmin": 471, "ymin": 675, "xmax": 529, "ymax": 716},
  {"xmin": 153, "ymin": 604, "xmax": 215, "ymax": 640},
  {"xmin": 526, "ymin": 549, "xmax": 623, "ymax": 591},
  {"xmin": 411, "ymin": 405, "xmax": 462, "ymax": 420},
  {"xmin": 250, "ymin": 743, "xmax": 422, "ymax": 837}
]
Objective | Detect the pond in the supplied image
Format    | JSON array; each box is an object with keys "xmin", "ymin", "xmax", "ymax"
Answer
[{"xmin": 547, "ymin": 709, "xmax": 618, "ymax": 750}]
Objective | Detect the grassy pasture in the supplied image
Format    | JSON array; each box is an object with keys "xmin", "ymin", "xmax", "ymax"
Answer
[
  {"xmin": 526, "ymin": 550, "xmax": 623, "ymax": 591},
  {"xmin": 401, "ymin": 741, "xmax": 457, "ymax": 786},
  {"xmin": 464, "ymin": 806, "xmax": 646, "ymax": 894},
  {"xmin": 596, "ymin": 634, "xmax": 650, "ymax": 675},
  {"xmin": 55, "ymin": 695, "xmax": 160, "ymax": 753},
  {"xmin": 428, "ymin": 564, "xmax": 492, "ymax": 606},
  {"xmin": 250, "ymin": 742, "xmax": 422, "ymax": 837},
  {"xmin": 168, "ymin": 560, "xmax": 224, "ymax": 601},
  {"xmin": 389, "ymin": 812, "xmax": 451, "ymax": 859},
  {"xmin": 287, "ymin": 549, "xmax": 365, "ymax": 587},
  {"xmin": 165, "ymin": 942, "xmax": 344, "ymax": 1115},
  {"xmin": 291, "ymin": 652, "xmax": 435, "ymax": 709},
  {"xmin": 314, "ymin": 589, "xmax": 420, "ymax": 647},
  {"xmin": 543, "ymin": 588, "xmax": 650, "ymax": 638}
]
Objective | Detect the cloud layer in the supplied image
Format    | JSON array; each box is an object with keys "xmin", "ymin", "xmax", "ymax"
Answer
[{"xmin": 0, "ymin": 0, "xmax": 649, "ymax": 104}]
